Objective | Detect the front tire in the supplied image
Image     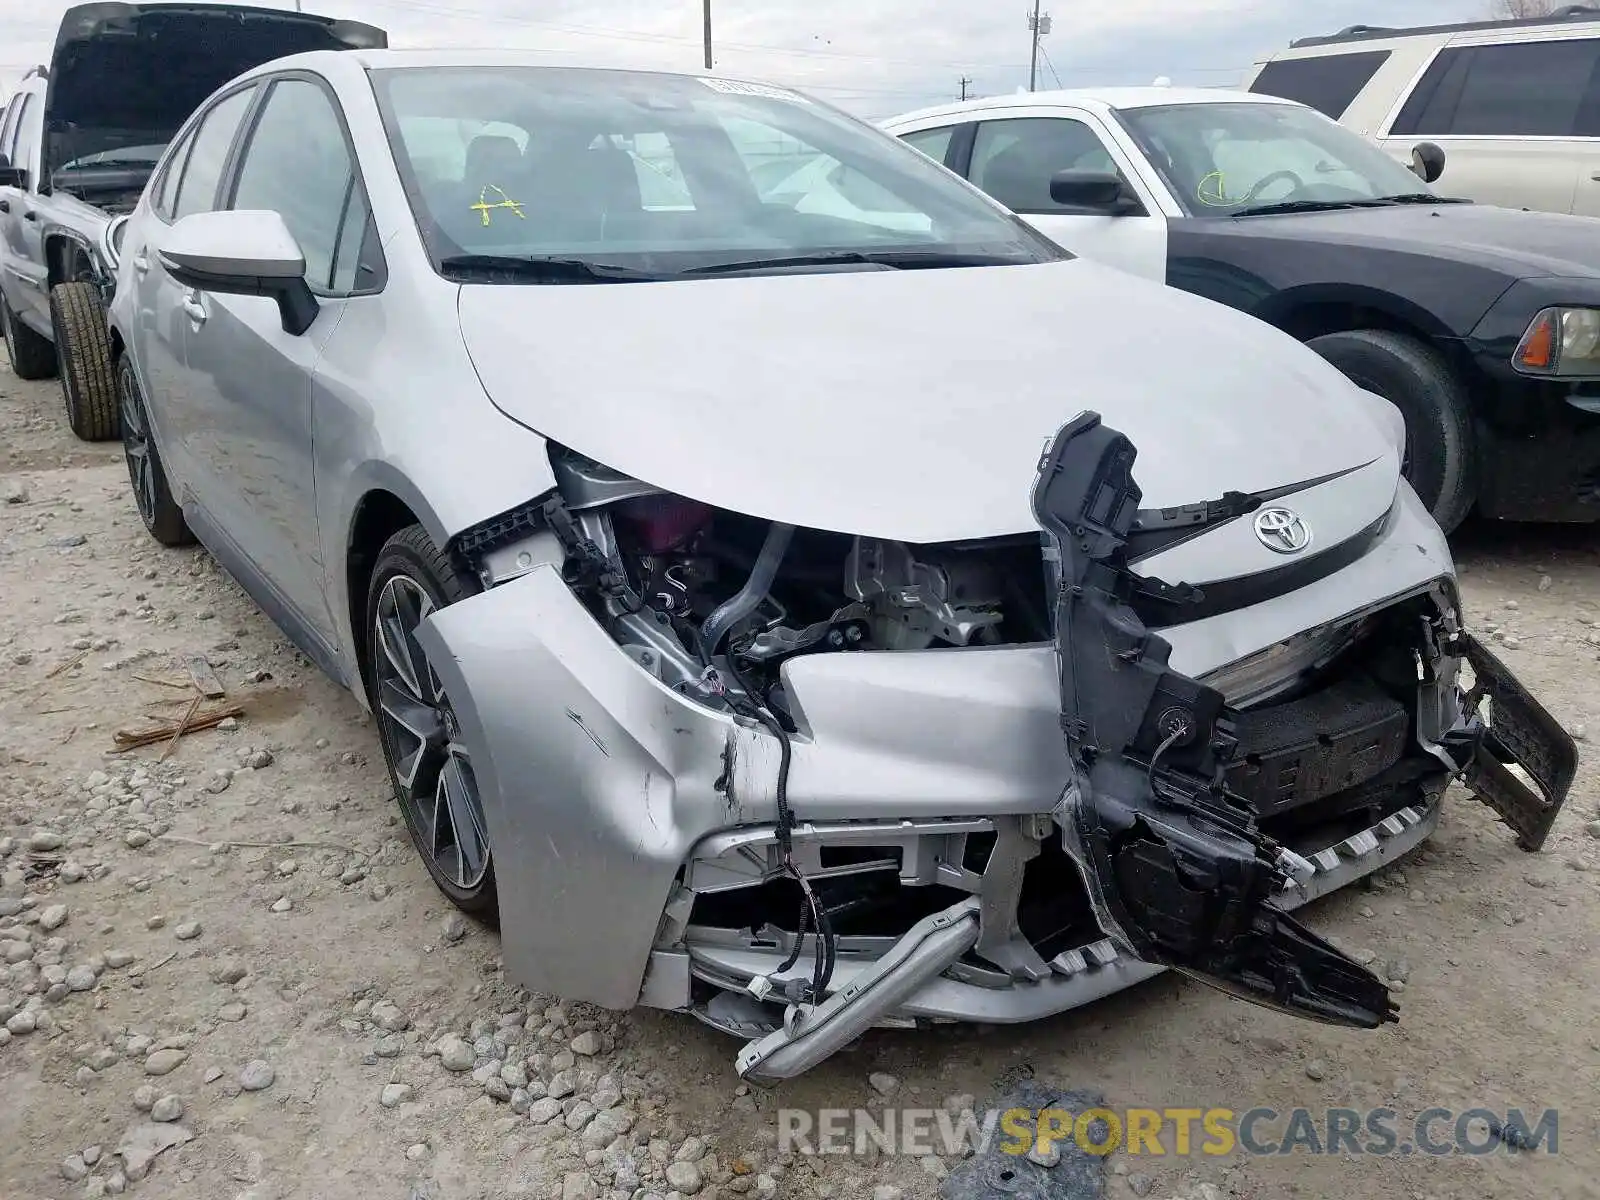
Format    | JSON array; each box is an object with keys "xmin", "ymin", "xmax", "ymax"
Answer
[
  {"xmin": 1, "ymin": 290, "xmax": 58, "ymax": 381},
  {"xmin": 366, "ymin": 525, "xmax": 498, "ymax": 919},
  {"xmin": 52, "ymin": 281, "xmax": 120, "ymax": 441},
  {"xmin": 1305, "ymin": 329, "xmax": 1476, "ymax": 534},
  {"xmin": 117, "ymin": 354, "xmax": 193, "ymax": 547}
]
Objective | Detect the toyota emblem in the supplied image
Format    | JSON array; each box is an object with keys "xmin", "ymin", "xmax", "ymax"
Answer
[{"xmin": 1253, "ymin": 507, "xmax": 1312, "ymax": 554}]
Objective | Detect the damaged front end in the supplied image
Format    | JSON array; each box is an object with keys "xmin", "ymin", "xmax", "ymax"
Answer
[{"xmin": 423, "ymin": 416, "xmax": 1576, "ymax": 1087}]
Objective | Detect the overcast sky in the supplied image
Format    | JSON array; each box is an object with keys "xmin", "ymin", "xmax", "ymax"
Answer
[{"xmin": 0, "ymin": 0, "xmax": 1496, "ymax": 117}]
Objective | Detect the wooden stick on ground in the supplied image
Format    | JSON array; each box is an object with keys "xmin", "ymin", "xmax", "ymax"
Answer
[
  {"xmin": 160, "ymin": 694, "xmax": 204, "ymax": 761},
  {"xmin": 45, "ymin": 650, "xmax": 87, "ymax": 679},
  {"xmin": 184, "ymin": 654, "xmax": 226, "ymax": 699}
]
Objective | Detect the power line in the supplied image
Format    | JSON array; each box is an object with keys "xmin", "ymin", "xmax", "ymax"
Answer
[
  {"xmin": 702, "ymin": 0, "xmax": 712, "ymax": 70},
  {"xmin": 959, "ymin": 75, "xmax": 972, "ymax": 100}
]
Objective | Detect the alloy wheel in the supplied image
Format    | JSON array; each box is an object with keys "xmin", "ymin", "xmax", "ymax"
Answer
[
  {"xmin": 372, "ymin": 574, "xmax": 490, "ymax": 890},
  {"xmin": 119, "ymin": 367, "xmax": 158, "ymax": 526}
]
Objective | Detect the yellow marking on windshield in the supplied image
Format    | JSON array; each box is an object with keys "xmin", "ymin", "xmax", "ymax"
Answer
[
  {"xmin": 471, "ymin": 184, "xmax": 526, "ymax": 226},
  {"xmin": 1196, "ymin": 171, "xmax": 1243, "ymax": 207}
]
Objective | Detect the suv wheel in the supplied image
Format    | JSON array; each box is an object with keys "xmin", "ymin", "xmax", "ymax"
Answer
[
  {"xmin": 1306, "ymin": 329, "xmax": 1477, "ymax": 534},
  {"xmin": 1, "ymin": 290, "xmax": 58, "ymax": 381},
  {"xmin": 52, "ymin": 281, "xmax": 120, "ymax": 441}
]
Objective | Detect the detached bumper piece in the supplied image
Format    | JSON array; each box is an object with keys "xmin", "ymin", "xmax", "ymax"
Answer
[
  {"xmin": 1450, "ymin": 633, "xmax": 1577, "ymax": 852},
  {"xmin": 1031, "ymin": 412, "xmax": 1398, "ymax": 1030}
]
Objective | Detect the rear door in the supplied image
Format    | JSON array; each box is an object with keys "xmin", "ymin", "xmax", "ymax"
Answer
[
  {"xmin": 129, "ymin": 81, "xmax": 260, "ymax": 498},
  {"xmin": 1, "ymin": 91, "xmax": 50, "ymax": 331},
  {"xmin": 1376, "ymin": 35, "xmax": 1600, "ymax": 214}
]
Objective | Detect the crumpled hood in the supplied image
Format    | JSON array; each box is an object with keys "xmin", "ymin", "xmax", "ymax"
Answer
[{"xmin": 459, "ymin": 257, "xmax": 1399, "ymax": 544}]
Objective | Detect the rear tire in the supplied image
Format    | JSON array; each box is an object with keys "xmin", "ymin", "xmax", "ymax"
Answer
[
  {"xmin": 1305, "ymin": 328, "xmax": 1477, "ymax": 534},
  {"xmin": 1, "ymin": 290, "xmax": 58, "ymax": 381},
  {"xmin": 117, "ymin": 354, "xmax": 193, "ymax": 547},
  {"xmin": 51, "ymin": 281, "xmax": 120, "ymax": 441}
]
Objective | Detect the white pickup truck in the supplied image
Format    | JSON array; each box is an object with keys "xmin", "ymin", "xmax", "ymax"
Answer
[{"xmin": 0, "ymin": 1, "xmax": 384, "ymax": 440}]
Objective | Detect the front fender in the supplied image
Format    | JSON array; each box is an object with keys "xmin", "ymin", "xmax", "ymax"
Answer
[{"xmin": 413, "ymin": 564, "xmax": 775, "ymax": 1010}]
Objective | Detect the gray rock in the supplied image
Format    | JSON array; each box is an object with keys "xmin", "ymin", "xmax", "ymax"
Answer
[
  {"xmin": 437, "ymin": 1034, "xmax": 474, "ymax": 1072},
  {"xmin": 375, "ymin": 1034, "xmax": 405, "ymax": 1058},
  {"xmin": 39, "ymin": 904, "xmax": 69, "ymax": 931},
  {"xmin": 173, "ymin": 921, "xmax": 202, "ymax": 941},
  {"xmin": 62, "ymin": 1154, "xmax": 89, "ymax": 1182},
  {"xmin": 151, "ymin": 1095, "xmax": 184, "ymax": 1122},
  {"xmin": 570, "ymin": 1030, "xmax": 604, "ymax": 1056},
  {"xmin": 31, "ymin": 830, "xmax": 66, "ymax": 852},
  {"xmin": 66, "ymin": 965, "xmax": 97, "ymax": 992},
  {"xmin": 238, "ymin": 1060, "xmax": 275, "ymax": 1091},
  {"xmin": 872, "ymin": 1188, "xmax": 904, "ymax": 1200},
  {"xmin": 528, "ymin": 1097, "xmax": 564, "ymax": 1125},
  {"xmin": 210, "ymin": 959, "xmax": 248, "ymax": 985},
  {"xmin": 124, "ymin": 830, "xmax": 152, "ymax": 850},
  {"xmin": 381, "ymin": 1083, "xmax": 413, "ymax": 1108},
  {"xmin": 561, "ymin": 1173, "xmax": 600, "ymax": 1200},
  {"xmin": 372, "ymin": 1000, "xmax": 409, "ymax": 1032},
  {"xmin": 132, "ymin": 1085, "xmax": 158, "ymax": 1112},
  {"xmin": 269, "ymin": 897, "xmax": 292, "ymax": 913},
  {"xmin": 868, "ymin": 1071, "xmax": 900, "ymax": 1097},
  {"xmin": 1127, "ymin": 1174, "xmax": 1154, "ymax": 1197},
  {"xmin": 548, "ymin": 1070, "xmax": 576, "ymax": 1099},
  {"xmin": 1584, "ymin": 820, "xmax": 1600, "ymax": 840},
  {"xmin": 485, "ymin": 1076, "xmax": 512, "ymax": 1103},
  {"xmin": 1305, "ymin": 1060, "xmax": 1327, "ymax": 1081},
  {"xmin": 1387, "ymin": 957, "xmax": 1411, "ymax": 984},
  {"xmin": 247, "ymin": 750, "xmax": 274, "ymax": 769},
  {"xmin": 82, "ymin": 1146, "xmax": 101, "ymax": 1167},
  {"xmin": 665, "ymin": 1161, "xmax": 703, "ymax": 1194},
  {"xmin": 104, "ymin": 949, "xmax": 135, "ymax": 969},
  {"xmin": 5, "ymin": 1010, "xmax": 35, "ymax": 1037},
  {"xmin": 675, "ymin": 1137, "xmax": 707, "ymax": 1163},
  {"xmin": 217, "ymin": 1002, "xmax": 247, "ymax": 1023},
  {"xmin": 441, "ymin": 913, "xmax": 468, "ymax": 943},
  {"xmin": 115, "ymin": 1121, "xmax": 193, "ymax": 1181},
  {"xmin": 144, "ymin": 1049, "xmax": 187, "ymax": 1076},
  {"xmin": 49, "ymin": 533, "xmax": 87, "ymax": 548}
]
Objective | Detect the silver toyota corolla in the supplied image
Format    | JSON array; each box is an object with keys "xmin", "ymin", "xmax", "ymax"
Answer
[{"xmin": 107, "ymin": 49, "xmax": 1575, "ymax": 1084}]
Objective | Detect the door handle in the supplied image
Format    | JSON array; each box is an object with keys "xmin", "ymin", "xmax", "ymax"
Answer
[
  {"xmin": 181, "ymin": 292, "xmax": 207, "ymax": 324},
  {"xmin": 1591, "ymin": 171, "xmax": 1600, "ymax": 182},
  {"xmin": 132, "ymin": 251, "xmax": 150, "ymax": 276},
  {"xmin": 0, "ymin": 200, "xmax": 9, "ymax": 213},
  {"xmin": 21, "ymin": 209, "xmax": 36, "ymax": 222}
]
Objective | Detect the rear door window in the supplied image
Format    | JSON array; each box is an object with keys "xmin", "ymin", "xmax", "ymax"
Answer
[
  {"xmin": 900, "ymin": 125, "xmax": 958, "ymax": 167},
  {"xmin": 1392, "ymin": 39, "xmax": 1600, "ymax": 136},
  {"xmin": 171, "ymin": 85, "xmax": 256, "ymax": 219},
  {"xmin": 1248, "ymin": 50, "xmax": 1392, "ymax": 118}
]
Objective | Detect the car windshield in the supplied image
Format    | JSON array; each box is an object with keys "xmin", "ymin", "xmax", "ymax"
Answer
[
  {"xmin": 368, "ymin": 65, "xmax": 1063, "ymax": 278},
  {"xmin": 1117, "ymin": 101, "xmax": 1441, "ymax": 216},
  {"xmin": 58, "ymin": 143, "xmax": 167, "ymax": 171}
]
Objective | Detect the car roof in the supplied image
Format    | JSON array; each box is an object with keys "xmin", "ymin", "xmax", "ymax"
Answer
[
  {"xmin": 883, "ymin": 87, "xmax": 1303, "ymax": 126},
  {"xmin": 1284, "ymin": 6, "xmax": 1600, "ymax": 48}
]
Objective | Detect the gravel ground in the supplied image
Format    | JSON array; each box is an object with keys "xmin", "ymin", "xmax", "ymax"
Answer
[{"xmin": 2, "ymin": 345, "xmax": 1598, "ymax": 1200}]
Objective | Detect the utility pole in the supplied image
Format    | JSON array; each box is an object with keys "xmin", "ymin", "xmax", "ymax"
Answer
[
  {"xmin": 702, "ymin": 0, "xmax": 713, "ymax": 70},
  {"xmin": 959, "ymin": 76, "xmax": 972, "ymax": 101},
  {"xmin": 1027, "ymin": 4, "xmax": 1052, "ymax": 91}
]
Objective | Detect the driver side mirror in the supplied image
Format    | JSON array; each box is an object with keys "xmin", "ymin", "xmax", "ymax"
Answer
[
  {"xmin": 0, "ymin": 152, "xmax": 24, "ymax": 190},
  {"xmin": 157, "ymin": 209, "xmax": 319, "ymax": 336},
  {"xmin": 1048, "ymin": 169, "xmax": 1145, "ymax": 216},
  {"xmin": 1409, "ymin": 142, "xmax": 1446, "ymax": 184}
]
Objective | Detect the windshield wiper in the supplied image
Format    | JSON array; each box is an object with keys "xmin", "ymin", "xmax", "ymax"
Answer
[
  {"xmin": 676, "ymin": 249, "xmax": 1030, "ymax": 276},
  {"xmin": 1374, "ymin": 192, "xmax": 1472, "ymax": 204},
  {"xmin": 437, "ymin": 254, "xmax": 663, "ymax": 284},
  {"xmin": 1229, "ymin": 199, "xmax": 1398, "ymax": 218}
]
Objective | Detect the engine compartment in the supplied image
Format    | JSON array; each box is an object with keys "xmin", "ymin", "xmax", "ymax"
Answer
[{"xmin": 542, "ymin": 448, "xmax": 1053, "ymax": 723}]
